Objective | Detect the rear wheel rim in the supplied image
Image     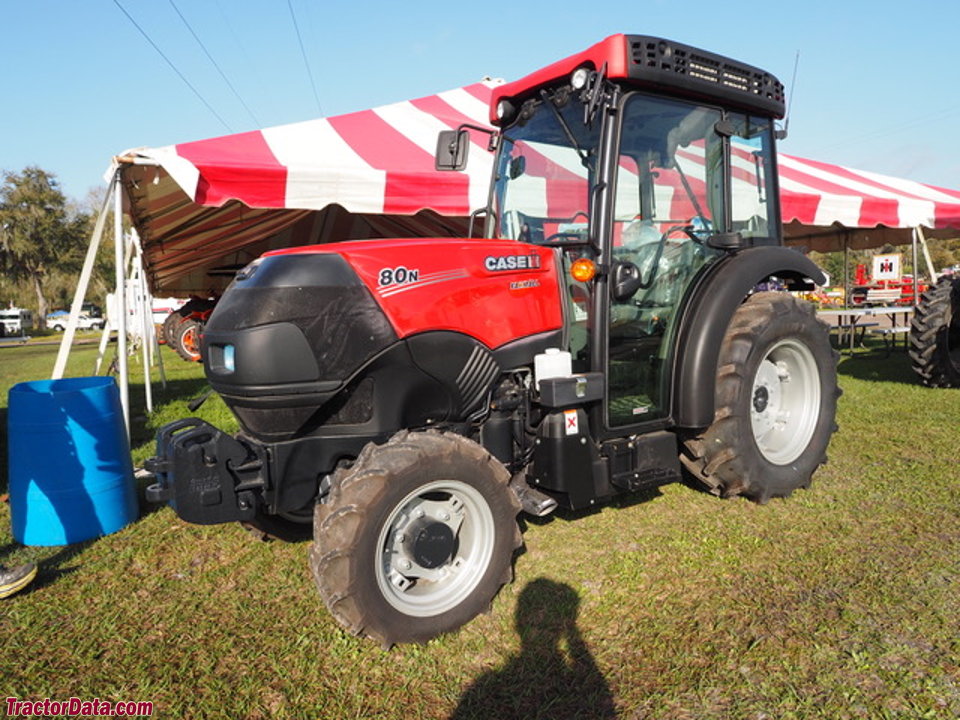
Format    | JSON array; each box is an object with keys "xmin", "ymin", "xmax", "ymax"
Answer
[
  {"xmin": 750, "ymin": 338, "xmax": 821, "ymax": 465},
  {"xmin": 180, "ymin": 325, "xmax": 200, "ymax": 360},
  {"xmin": 375, "ymin": 480, "xmax": 495, "ymax": 617}
]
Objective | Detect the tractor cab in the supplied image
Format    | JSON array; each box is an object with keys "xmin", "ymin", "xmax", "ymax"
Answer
[{"xmin": 442, "ymin": 34, "xmax": 784, "ymax": 434}]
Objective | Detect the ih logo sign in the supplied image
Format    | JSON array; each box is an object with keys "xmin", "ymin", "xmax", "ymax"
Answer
[{"xmin": 872, "ymin": 253, "xmax": 901, "ymax": 281}]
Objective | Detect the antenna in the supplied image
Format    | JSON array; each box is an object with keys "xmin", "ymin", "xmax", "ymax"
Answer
[{"xmin": 776, "ymin": 51, "xmax": 801, "ymax": 140}]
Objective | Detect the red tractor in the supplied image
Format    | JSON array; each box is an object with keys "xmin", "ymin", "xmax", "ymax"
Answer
[
  {"xmin": 161, "ymin": 296, "xmax": 217, "ymax": 362},
  {"xmin": 146, "ymin": 34, "xmax": 839, "ymax": 646},
  {"xmin": 850, "ymin": 263, "xmax": 928, "ymax": 307}
]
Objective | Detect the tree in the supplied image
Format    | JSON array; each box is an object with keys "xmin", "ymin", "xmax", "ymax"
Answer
[{"xmin": 0, "ymin": 167, "xmax": 90, "ymax": 328}]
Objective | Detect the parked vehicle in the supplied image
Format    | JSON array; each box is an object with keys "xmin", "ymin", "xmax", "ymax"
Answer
[
  {"xmin": 850, "ymin": 264, "xmax": 928, "ymax": 306},
  {"xmin": 47, "ymin": 313, "xmax": 105, "ymax": 331},
  {"xmin": 146, "ymin": 34, "xmax": 839, "ymax": 646},
  {"xmin": 160, "ymin": 297, "xmax": 217, "ymax": 362},
  {"xmin": 0, "ymin": 308, "xmax": 34, "ymax": 335}
]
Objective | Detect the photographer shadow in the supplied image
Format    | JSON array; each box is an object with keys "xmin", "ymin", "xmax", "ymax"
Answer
[{"xmin": 450, "ymin": 578, "xmax": 617, "ymax": 720}]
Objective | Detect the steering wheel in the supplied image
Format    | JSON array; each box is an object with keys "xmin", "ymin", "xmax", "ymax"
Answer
[
  {"xmin": 542, "ymin": 212, "xmax": 591, "ymax": 244},
  {"xmin": 660, "ymin": 224, "xmax": 699, "ymax": 243},
  {"xmin": 543, "ymin": 231, "xmax": 587, "ymax": 244}
]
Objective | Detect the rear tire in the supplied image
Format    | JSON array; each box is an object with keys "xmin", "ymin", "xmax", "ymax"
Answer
[
  {"xmin": 174, "ymin": 319, "xmax": 202, "ymax": 362},
  {"xmin": 909, "ymin": 275, "xmax": 960, "ymax": 387},
  {"xmin": 309, "ymin": 430, "xmax": 522, "ymax": 647},
  {"xmin": 161, "ymin": 312, "xmax": 182, "ymax": 346},
  {"xmin": 681, "ymin": 292, "xmax": 839, "ymax": 503}
]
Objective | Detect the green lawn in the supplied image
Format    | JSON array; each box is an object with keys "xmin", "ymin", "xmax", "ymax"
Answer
[{"xmin": 1, "ymin": 340, "xmax": 958, "ymax": 719}]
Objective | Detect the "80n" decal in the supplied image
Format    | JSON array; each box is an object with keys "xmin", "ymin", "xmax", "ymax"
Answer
[{"xmin": 378, "ymin": 266, "xmax": 420, "ymax": 287}]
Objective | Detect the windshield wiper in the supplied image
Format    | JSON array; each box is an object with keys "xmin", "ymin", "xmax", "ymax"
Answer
[
  {"xmin": 539, "ymin": 89, "xmax": 593, "ymax": 172},
  {"xmin": 671, "ymin": 158, "xmax": 710, "ymax": 238}
]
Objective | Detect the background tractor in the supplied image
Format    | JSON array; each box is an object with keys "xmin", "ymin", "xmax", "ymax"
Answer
[
  {"xmin": 910, "ymin": 273, "xmax": 960, "ymax": 386},
  {"xmin": 146, "ymin": 34, "xmax": 839, "ymax": 647}
]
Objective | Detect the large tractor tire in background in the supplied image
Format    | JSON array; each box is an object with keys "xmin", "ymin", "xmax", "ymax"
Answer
[
  {"xmin": 173, "ymin": 319, "xmax": 203, "ymax": 363},
  {"xmin": 309, "ymin": 430, "xmax": 522, "ymax": 647},
  {"xmin": 909, "ymin": 275, "xmax": 960, "ymax": 387},
  {"xmin": 681, "ymin": 292, "xmax": 839, "ymax": 503},
  {"xmin": 161, "ymin": 311, "xmax": 183, "ymax": 347},
  {"xmin": 163, "ymin": 298, "xmax": 217, "ymax": 352}
]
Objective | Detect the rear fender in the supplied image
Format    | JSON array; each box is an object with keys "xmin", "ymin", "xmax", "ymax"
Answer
[{"xmin": 672, "ymin": 246, "xmax": 825, "ymax": 429}]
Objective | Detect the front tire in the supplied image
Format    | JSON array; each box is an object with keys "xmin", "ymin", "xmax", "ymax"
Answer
[
  {"xmin": 682, "ymin": 292, "xmax": 839, "ymax": 503},
  {"xmin": 309, "ymin": 430, "xmax": 522, "ymax": 647},
  {"xmin": 909, "ymin": 275, "xmax": 960, "ymax": 387}
]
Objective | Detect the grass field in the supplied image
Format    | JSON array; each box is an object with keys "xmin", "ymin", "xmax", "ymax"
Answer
[{"xmin": 1, "ymin": 338, "xmax": 958, "ymax": 719}]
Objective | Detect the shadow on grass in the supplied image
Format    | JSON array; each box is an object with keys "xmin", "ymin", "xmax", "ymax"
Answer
[
  {"xmin": 450, "ymin": 577, "xmax": 616, "ymax": 720},
  {"xmin": 837, "ymin": 350, "xmax": 916, "ymax": 385},
  {"xmin": 0, "ymin": 539, "xmax": 94, "ymax": 593}
]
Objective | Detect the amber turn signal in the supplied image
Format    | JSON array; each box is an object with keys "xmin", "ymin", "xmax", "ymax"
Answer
[{"xmin": 570, "ymin": 258, "xmax": 596, "ymax": 282}]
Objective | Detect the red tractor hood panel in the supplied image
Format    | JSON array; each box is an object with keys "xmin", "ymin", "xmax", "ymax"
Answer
[{"xmin": 266, "ymin": 239, "xmax": 564, "ymax": 349}]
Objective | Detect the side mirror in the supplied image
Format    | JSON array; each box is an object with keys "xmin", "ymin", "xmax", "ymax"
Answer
[
  {"xmin": 611, "ymin": 260, "xmax": 644, "ymax": 301},
  {"xmin": 435, "ymin": 129, "xmax": 470, "ymax": 171}
]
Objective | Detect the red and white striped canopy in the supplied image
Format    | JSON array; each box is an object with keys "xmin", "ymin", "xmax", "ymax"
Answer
[{"xmin": 120, "ymin": 80, "xmax": 960, "ymax": 294}]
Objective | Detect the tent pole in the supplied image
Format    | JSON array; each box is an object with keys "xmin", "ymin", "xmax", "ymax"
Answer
[
  {"xmin": 51, "ymin": 170, "xmax": 119, "ymax": 380},
  {"xmin": 916, "ymin": 226, "xmax": 937, "ymax": 282},
  {"xmin": 94, "ymin": 321, "xmax": 111, "ymax": 375},
  {"xmin": 154, "ymin": 320, "xmax": 167, "ymax": 389},
  {"xmin": 134, "ymin": 238, "xmax": 153, "ymax": 414},
  {"xmin": 912, "ymin": 228, "xmax": 920, "ymax": 307},
  {"xmin": 115, "ymin": 173, "xmax": 130, "ymax": 437},
  {"xmin": 843, "ymin": 232, "xmax": 849, "ymax": 309}
]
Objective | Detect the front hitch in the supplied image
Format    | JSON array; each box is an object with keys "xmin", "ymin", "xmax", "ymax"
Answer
[{"xmin": 144, "ymin": 418, "xmax": 265, "ymax": 525}]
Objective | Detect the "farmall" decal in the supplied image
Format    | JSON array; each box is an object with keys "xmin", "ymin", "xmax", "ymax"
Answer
[{"xmin": 484, "ymin": 254, "xmax": 541, "ymax": 272}]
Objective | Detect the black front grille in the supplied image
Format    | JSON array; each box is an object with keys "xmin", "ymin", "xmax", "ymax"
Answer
[{"xmin": 456, "ymin": 345, "xmax": 499, "ymax": 414}]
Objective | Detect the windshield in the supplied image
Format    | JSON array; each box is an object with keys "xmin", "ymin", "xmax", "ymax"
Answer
[{"xmin": 493, "ymin": 92, "xmax": 601, "ymax": 243}]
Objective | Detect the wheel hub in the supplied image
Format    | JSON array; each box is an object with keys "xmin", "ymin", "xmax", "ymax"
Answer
[
  {"xmin": 410, "ymin": 522, "xmax": 456, "ymax": 569},
  {"xmin": 750, "ymin": 339, "xmax": 820, "ymax": 465},
  {"xmin": 752, "ymin": 385, "xmax": 769, "ymax": 413},
  {"xmin": 375, "ymin": 480, "xmax": 498, "ymax": 618}
]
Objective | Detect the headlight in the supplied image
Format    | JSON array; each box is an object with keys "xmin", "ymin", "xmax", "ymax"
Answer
[{"xmin": 571, "ymin": 67, "xmax": 591, "ymax": 90}]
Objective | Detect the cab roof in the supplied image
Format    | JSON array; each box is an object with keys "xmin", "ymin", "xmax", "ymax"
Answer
[{"xmin": 490, "ymin": 34, "xmax": 785, "ymax": 124}]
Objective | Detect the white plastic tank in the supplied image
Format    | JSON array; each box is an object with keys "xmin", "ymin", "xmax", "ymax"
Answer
[{"xmin": 534, "ymin": 348, "xmax": 572, "ymax": 390}]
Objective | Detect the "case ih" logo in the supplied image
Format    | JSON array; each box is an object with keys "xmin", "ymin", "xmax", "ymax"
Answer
[{"xmin": 484, "ymin": 254, "xmax": 541, "ymax": 272}]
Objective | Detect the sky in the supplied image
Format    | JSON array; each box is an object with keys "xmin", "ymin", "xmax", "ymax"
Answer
[{"xmin": 3, "ymin": 0, "xmax": 960, "ymax": 203}]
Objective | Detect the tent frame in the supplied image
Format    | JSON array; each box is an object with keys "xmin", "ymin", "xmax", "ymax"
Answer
[{"xmin": 52, "ymin": 165, "xmax": 162, "ymax": 437}]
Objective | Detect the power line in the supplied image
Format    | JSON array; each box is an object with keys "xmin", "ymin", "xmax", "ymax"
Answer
[
  {"xmin": 167, "ymin": 0, "xmax": 261, "ymax": 127},
  {"xmin": 111, "ymin": 0, "xmax": 233, "ymax": 133},
  {"xmin": 213, "ymin": 0, "xmax": 272, "ymax": 124},
  {"xmin": 286, "ymin": 0, "xmax": 323, "ymax": 116}
]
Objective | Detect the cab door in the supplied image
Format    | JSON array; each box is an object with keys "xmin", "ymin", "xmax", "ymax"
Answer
[{"xmin": 603, "ymin": 93, "xmax": 725, "ymax": 429}]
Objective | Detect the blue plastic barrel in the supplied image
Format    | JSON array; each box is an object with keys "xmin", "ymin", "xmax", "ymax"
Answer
[{"xmin": 8, "ymin": 376, "xmax": 138, "ymax": 546}]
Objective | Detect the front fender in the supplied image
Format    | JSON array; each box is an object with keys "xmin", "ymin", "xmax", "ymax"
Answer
[{"xmin": 672, "ymin": 246, "xmax": 825, "ymax": 429}]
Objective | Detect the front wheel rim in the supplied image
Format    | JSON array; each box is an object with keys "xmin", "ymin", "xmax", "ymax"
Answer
[
  {"xmin": 750, "ymin": 338, "xmax": 821, "ymax": 465},
  {"xmin": 375, "ymin": 480, "xmax": 495, "ymax": 617}
]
